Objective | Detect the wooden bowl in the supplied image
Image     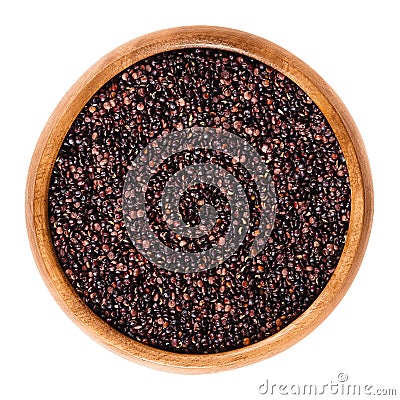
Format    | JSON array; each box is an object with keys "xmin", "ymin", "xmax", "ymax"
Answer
[{"xmin": 26, "ymin": 26, "xmax": 373, "ymax": 374}]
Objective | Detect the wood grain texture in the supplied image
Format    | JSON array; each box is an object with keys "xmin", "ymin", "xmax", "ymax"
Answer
[{"xmin": 25, "ymin": 26, "xmax": 373, "ymax": 374}]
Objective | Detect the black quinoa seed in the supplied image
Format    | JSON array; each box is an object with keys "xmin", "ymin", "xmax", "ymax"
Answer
[{"xmin": 48, "ymin": 48, "xmax": 351, "ymax": 354}]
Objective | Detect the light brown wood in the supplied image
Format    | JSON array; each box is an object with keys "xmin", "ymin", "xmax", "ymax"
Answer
[{"xmin": 26, "ymin": 26, "xmax": 373, "ymax": 374}]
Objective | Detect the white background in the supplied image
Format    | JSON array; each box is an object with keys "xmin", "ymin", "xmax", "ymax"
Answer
[{"xmin": 1, "ymin": 1, "xmax": 399, "ymax": 399}]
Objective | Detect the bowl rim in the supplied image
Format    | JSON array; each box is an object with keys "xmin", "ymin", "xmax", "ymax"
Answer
[{"xmin": 25, "ymin": 25, "xmax": 373, "ymax": 374}]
